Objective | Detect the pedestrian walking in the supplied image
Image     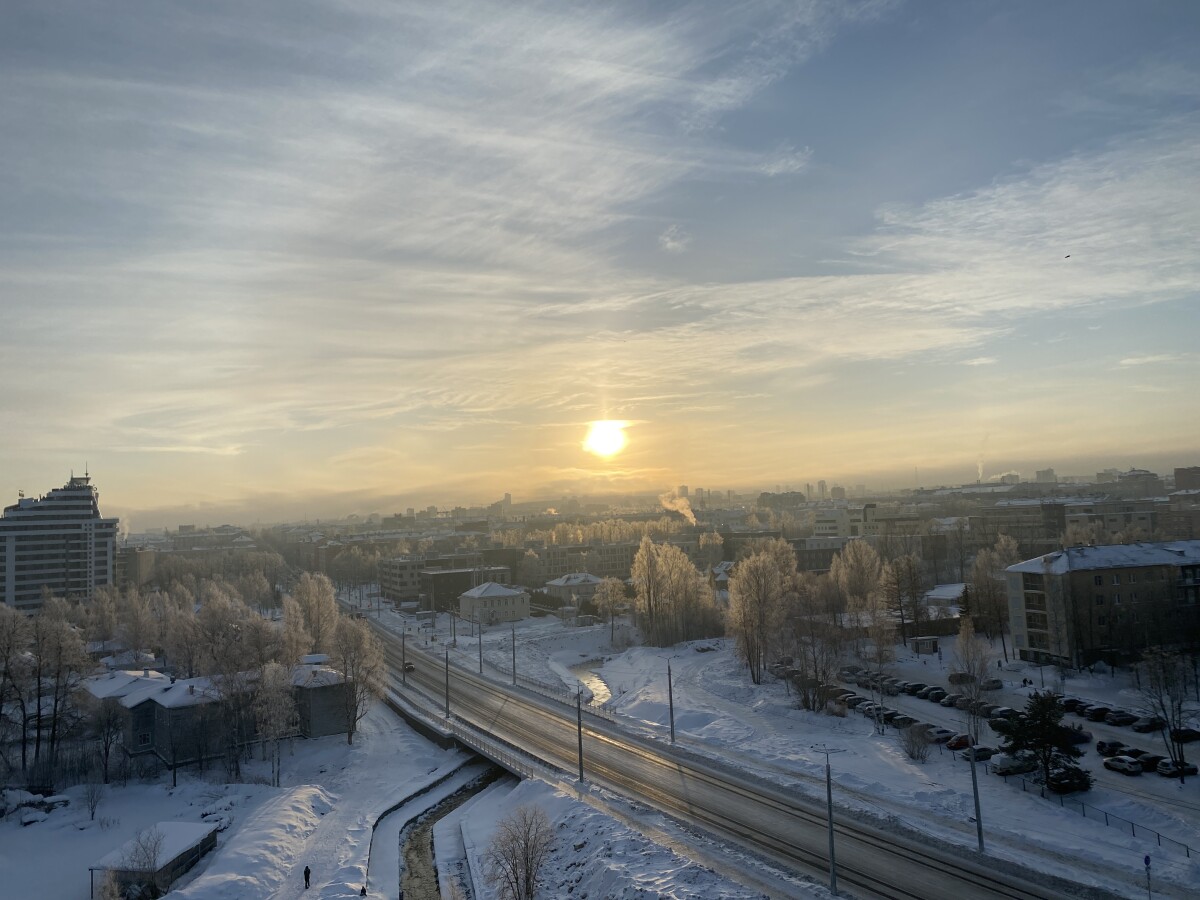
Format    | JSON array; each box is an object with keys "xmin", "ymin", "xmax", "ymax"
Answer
[{"xmin": 304, "ymin": 865, "xmax": 311, "ymax": 889}]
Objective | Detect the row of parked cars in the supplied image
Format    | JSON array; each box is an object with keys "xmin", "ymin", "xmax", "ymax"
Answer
[
  {"xmin": 1062, "ymin": 696, "xmax": 1200, "ymax": 744},
  {"xmin": 838, "ymin": 665, "xmax": 1017, "ymax": 728}
]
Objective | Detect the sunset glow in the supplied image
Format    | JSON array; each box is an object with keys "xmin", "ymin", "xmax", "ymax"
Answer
[{"xmin": 583, "ymin": 421, "xmax": 628, "ymax": 459}]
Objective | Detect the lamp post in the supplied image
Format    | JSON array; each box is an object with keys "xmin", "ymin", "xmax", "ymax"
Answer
[
  {"xmin": 968, "ymin": 742, "xmax": 985, "ymax": 853},
  {"xmin": 401, "ymin": 632, "xmax": 407, "ymax": 685},
  {"xmin": 511, "ymin": 624, "xmax": 517, "ymax": 686},
  {"xmin": 478, "ymin": 622, "xmax": 484, "ymax": 675},
  {"xmin": 811, "ymin": 744, "xmax": 844, "ymax": 896},
  {"xmin": 444, "ymin": 650, "xmax": 450, "ymax": 717}
]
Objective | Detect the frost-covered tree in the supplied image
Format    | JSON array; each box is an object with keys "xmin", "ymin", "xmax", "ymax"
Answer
[
  {"xmin": 254, "ymin": 662, "xmax": 298, "ymax": 786},
  {"xmin": 332, "ymin": 616, "xmax": 384, "ymax": 745},
  {"xmin": 293, "ymin": 573, "xmax": 339, "ymax": 654}
]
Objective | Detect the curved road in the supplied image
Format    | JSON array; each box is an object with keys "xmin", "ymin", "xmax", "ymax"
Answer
[{"xmin": 379, "ymin": 628, "xmax": 1092, "ymax": 900}]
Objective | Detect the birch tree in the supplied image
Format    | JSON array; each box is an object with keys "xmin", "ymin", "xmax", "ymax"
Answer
[
  {"xmin": 484, "ymin": 804, "xmax": 554, "ymax": 900},
  {"xmin": 254, "ymin": 661, "xmax": 297, "ymax": 787},
  {"xmin": 332, "ymin": 616, "xmax": 384, "ymax": 744},
  {"xmin": 728, "ymin": 551, "xmax": 783, "ymax": 684},
  {"xmin": 293, "ymin": 573, "xmax": 339, "ymax": 654}
]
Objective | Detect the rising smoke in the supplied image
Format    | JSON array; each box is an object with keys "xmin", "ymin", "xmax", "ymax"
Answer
[{"xmin": 659, "ymin": 490, "xmax": 696, "ymax": 526}]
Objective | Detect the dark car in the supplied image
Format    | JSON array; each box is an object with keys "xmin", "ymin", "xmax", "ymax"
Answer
[
  {"xmin": 993, "ymin": 752, "xmax": 1038, "ymax": 776},
  {"xmin": 962, "ymin": 746, "xmax": 996, "ymax": 762},
  {"xmin": 1096, "ymin": 739, "xmax": 1127, "ymax": 757},
  {"xmin": 1138, "ymin": 754, "xmax": 1166, "ymax": 772},
  {"xmin": 403, "ymin": 662, "xmax": 416, "ymax": 672},
  {"xmin": 1131, "ymin": 716, "xmax": 1166, "ymax": 733},
  {"xmin": 1073, "ymin": 703, "xmax": 1094, "ymax": 717},
  {"xmin": 980, "ymin": 677, "xmax": 1003, "ymax": 691},
  {"xmin": 881, "ymin": 708, "xmax": 903, "ymax": 724},
  {"xmin": 940, "ymin": 693, "xmax": 963, "ymax": 707},
  {"xmin": 1060, "ymin": 726, "xmax": 1092, "ymax": 745},
  {"xmin": 1156, "ymin": 760, "xmax": 1199, "ymax": 778},
  {"xmin": 1061, "ymin": 697, "xmax": 1083, "ymax": 712},
  {"xmin": 1105, "ymin": 710, "xmax": 1138, "ymax": 727},
  {"xmin": 1047, "ymin": 766, "xmax": 1092, "ymax": 794},
  {"xmin": 891, "ymin": 715, "xmax": 917, "ymax": 729},
  {"xmin": 916, "ymin": 685, "xmax": 937, "ymax": 699},
  {"xmin": 927, "ymin": 688, "xmax": 948, "ymax": 702},
  {"xmin": 947, "ymin": 733, "xmax": 973, "ymax": 751},
  {"xmin": 1170, "ymin": 727, "xmax": 1200, "ymax": 744},
  {"xmin": 843, "ymin": 694, "xmax": 869, "ymax": 708},
  {"xmin": 927, "ymin": 727, "xmax": 956, "ymax": 744},
  {"xmin": 1086, "ymin": 706, "xmax": 1113, "ymax": 722}
]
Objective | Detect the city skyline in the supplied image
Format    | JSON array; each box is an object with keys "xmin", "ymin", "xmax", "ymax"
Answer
[{"xmin": 3, "ymin": 2, "xmax": 1198, "ymax": 528}]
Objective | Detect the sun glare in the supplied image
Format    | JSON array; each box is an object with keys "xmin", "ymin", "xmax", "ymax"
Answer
[{"xmin": 583, "ymin": 420, "xmax": 628, "ymax": 458}]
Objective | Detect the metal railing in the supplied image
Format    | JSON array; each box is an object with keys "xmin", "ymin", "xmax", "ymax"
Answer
[{"xmin": 995, "ymin": 771, "xmax": 1194, "ymax": 858}]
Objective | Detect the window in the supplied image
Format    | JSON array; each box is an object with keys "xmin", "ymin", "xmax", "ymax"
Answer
[
  {"xmin": 138, "ymin": 732, "xmax": 151, "ymax": 747},
  {"xmin": 1129, "ymin": 592, "xmax": 1138, "ymax": 602},
  {"xmin": 1095, "ymin": 595, "xmax": 1105, "ymax": 605},
  {"xmin": 1112, "ymin": 594, "xmax": 1121, "ymax": 605},
  {"xmin": 1112, "ymin": 574, "xmax": 1121, "ymax": 586},
  {"xmin": 1094, "ymin": 575, "xmax": 1103, "ymax": 586},
  {"xmin": 1098, "ymin": 615, "xmax": 1107, "ymax": 626},
  {"xmin": 1128, "ymin": 573, "xmax": 1138, "ymax": 584}
]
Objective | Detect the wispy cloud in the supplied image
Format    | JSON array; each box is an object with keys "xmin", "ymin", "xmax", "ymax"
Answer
[
  {"xmin": 961, "ymin": 357, "xmax": 997, "ymax": 366},
  {"xmin": 658, "ymin": 225, "xmax": 692, "ymax": 253},
  {"xmin": 1119, "ymin": 354, "xmax": 1180, "ymax": 367}
]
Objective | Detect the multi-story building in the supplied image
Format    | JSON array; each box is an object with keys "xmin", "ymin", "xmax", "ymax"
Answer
[
  {"xmin": 543, "ymin": 572, "xmax": 602, "ymax": 605},
  {"xmin": 0, "ymin": 474, "xmax": 119, "ymax": 612},
  {"xmin": 1005, "ymin": 540, "xmax": 1200, "ymax": 667}
]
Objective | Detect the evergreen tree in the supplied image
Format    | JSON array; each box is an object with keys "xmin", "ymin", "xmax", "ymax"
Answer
[{"xmin": 991, "ymin": 691, "xmax": 1087, "ymax": 786}]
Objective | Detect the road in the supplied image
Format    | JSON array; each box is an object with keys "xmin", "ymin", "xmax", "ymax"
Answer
[{"xmin": 375, "ymin": 626, "xmax": 1096, "ymax": 900}]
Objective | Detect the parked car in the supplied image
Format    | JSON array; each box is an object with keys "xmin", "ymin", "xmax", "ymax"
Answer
[
  {"xmin": 882, "ymin": 681, "xmax": 902, "ymax": 696},
  {"xmin": 1073, "ymin": 703, "xmax": 1095, "ymax": 717},
  {"xmin": 1170, "ymin": 727, "xmax": 1200, "ymax": 744},
  {"xmin": 916, "ymin": 685, "xmax": 937, "ymax": 699},
  {"xmin": 1133, "ymin": 754, "xmax": 1165, "ymax": 772},
  {"xmin": 843, "ymin": 694, "xmax": 869, "ymax": 708},
  {"xmin": 993, "ymin": 752, "xmax": 1038, "ymax": 776},
  {"xmin": 948, "ymin": 672, "xmax": 975, "ymax": 685},
  {"xmin": 1103, "ymin": 756, "xmax": 1143, "ymax": 775},
  {"xmin": 927, "ymin": 728, "xmax": 956, "ymax": 744},
  {"xmin": 989, "ymin": 706, "xmax": 1017, "ymax": 719},
  {"xmin": 904, "ymin": 682, "xmax": 928, "ymax": 695},
  {"xmin": 1096, "ymin": 739, "xmax": 1127, "ymax": 757},
  {"xmin": 940, "ymin": 693, "xmax": 963, "ymax": 707},
  {"xmin": 891, "ymin": 715, "xmax": 917, "ymax": 729},
  {"xmin": 927, "ymin": 688, "xmax": 948, "ymax": 702},
  {"xmin": 1121, "ymin": 747, "xmax": 1150, "ymax": 759},
  {"xmin": 1131, "ymin": 716, "xmax": 1166, "ymax": 733},
  {"xmin": 858, "ymin": 703, "xmax": 877, "ymax": 716},
  {"xmin": 839, "ymin": 664, "xmax": 863, "ymax": 678},
  {"xmin": 1086, "ymin": 706, "xmax": 1113, "ymax": 722},
  {"xmin": 980, "ymin": 677, "xmax": 1003, "ymax": 691},
  {"xmin": 1156, "ymin": 760, "xmax": 1199, "ymax": 778},
  {"xmin": 881, "ymin": 709, "xmax": 903, "ymax": 724},
  {"xmin": 1061, "ymin": 697, "xmax": 1083, "ymax": 712},
  {"xmin": 955, "ymin": 697, "xmax": 973, "ymax": 711},
  {"xmin": 962, "ymin": 746, "xmax": 996, "ymax": 762},
  {"xmin": 1060, "ymin": 726, "xmax": 1092, "ymax": 745},
  {"xmin": 947, "ymin": 733, "xmax": 973, "ymax": 751},
  {"xmin": 1105, "ymin": 710, "xmax": 1138, "ymax": 727},
  {"xmin": 1047, "ymin": 766, "xmax": 1092, "ymax": 794}
]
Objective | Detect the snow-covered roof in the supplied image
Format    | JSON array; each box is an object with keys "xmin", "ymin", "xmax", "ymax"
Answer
[
  {"xmin": 83, "ymin": 670, "xmax": 170, "ymax": 701},
  {"xmin": 93, "ymin": 822, "xmax": 217, "ymax": 870},
  {"xmin": 1007, "ymin": 540, "xmax": 1200, "ymax": 575},
  {"xmin": 291, "ymin": 664, "xmax": 345, "ymax": 688},
  {"xmin": 925, "ymin": 583, "xmax": 966, "ymax": 602},
  {"xmin": 120, "ymin": 675, "xmax": 224, "ymax": 710},
  {"xmin": 460, "ymin": 581, "xmax": 524, "ymax": 599},
  {"xmin": 545, "ymin": 573, "xmax": 602, "ymax": 587}
]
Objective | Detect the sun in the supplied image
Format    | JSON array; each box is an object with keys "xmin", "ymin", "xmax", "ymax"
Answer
[{"xmin": 583, "ymin": 420, "xmax": 628, "ymax": 458}]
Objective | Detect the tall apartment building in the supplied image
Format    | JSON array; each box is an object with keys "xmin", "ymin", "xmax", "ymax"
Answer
[{"xmin": 1, "ymin": 474, "xmax": 119, "ymax": 611}]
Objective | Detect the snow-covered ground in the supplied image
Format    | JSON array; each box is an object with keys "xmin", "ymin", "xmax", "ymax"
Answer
[{"xmin": 7, "ymin": 603, "xmax": 1198, "ymax": 899}]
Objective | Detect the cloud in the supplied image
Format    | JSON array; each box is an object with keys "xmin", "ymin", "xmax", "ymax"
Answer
[
  {"xmin": 658, "ymin": 224, "xmax": 692, "ymax": 253},
  {"xmin": 961, "ymin": 357, "xmax": 997, "ymax": 366},
  {"xmin": 758, "ymin": 144, "xmax": 813, "ymax": 176},
  {"xmin": 1119, "ymin": 354, "xmax": 1180, "ymax": 367}
]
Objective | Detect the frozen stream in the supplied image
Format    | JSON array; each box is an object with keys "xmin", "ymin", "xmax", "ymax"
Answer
[{"xmin": 569, "ymin": 662, "xmax": 612, "ymax": 705}]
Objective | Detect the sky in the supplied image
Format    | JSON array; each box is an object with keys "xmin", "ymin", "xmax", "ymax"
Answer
[{"xmin": 2, "ymin": 1, "xmax": 1198, "ymax": 528}]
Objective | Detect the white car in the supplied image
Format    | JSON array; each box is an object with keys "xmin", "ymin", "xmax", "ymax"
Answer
[{"xmin": 1103, "ymin": 755, "xmax": 1142, "ymax": 776}]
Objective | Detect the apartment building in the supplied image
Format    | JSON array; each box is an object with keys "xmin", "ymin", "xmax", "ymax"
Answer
[
  {"xmin": 1, "ymin": 474, "xmax": 119, "ymax": 611},
  {"xmin": 1005, "ymin": 540, "xmax": 1200, "ymax": 667}
]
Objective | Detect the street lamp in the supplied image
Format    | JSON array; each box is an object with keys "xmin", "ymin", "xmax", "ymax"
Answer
[
  {"xmin": 576, "ymin": 687, "xmax": 585, "ymax": 782},
  {"xmin": 443, "ymin": 649, "xmax": 450, "ymax": 718},
  {"xmin": 811, "ymin": 744, "xmax": 844, "ymax": 896}
]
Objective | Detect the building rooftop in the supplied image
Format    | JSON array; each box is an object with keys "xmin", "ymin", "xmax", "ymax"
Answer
[
  {"xmin": 460, "ymin": 581, "xmax": 524, "ymax": 599},
  {"xmin": 1008, "ymin": 540, "xmax": 1200, "ymax": 575}
]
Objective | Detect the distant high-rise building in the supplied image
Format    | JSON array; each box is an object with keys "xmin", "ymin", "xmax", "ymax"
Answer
[
  {"xmin": 1035, "ymin": 468, "xmax": 1057, "ymax": 484},
  {"xmin": 1176, "ymin": 467, "xmax": 1200, "ymax": 491},
  {"xmin": 1000, "ymin": 473, "xmax": 1021, "ymax": 485},
  {"xmin": 677, "ymin": 485, "xmax": 689, "ymax": 498},
  {"xmin": 503, "ymin": 492, "xmax": 512, "ymax": 508},
  {"xmin": 806, "ymin": 483, "xmax": 813, "ymax": 500},
  {"xmin": 1, "ymin": 474, "xmax": 118, "ymax": 611},
  {"xmin": 830, "ymin": 485, "xmax": 846, "ymax": 500},
  {"xmin": 818, "ymin": 480, "xmax": 827, "ymax": 500}
]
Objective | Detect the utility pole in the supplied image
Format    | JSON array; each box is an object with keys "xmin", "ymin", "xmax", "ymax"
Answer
[
  {"xmin": 478, "ymin": 623, "xmax": 483, "ymax": 675},
  {"xmin": 969, "ymin": 746, "xmax": 985, "ymax": 853},
  {"xmin": 401, "ymin": 632, "xmax": 407, "ymax": 685},
  {"xmin": 576, "ymin": 687, "xmax": 584, "ymax": 782},
  {"xmin": 511, "ymin": 624, "xmax": 516, "ymax": 686},
  {"xmin": 811, "ymin": 744, "xmax": 844, "ymax": 896},
  {"xmin": 444, "ymin": 650, "xmax": 450, "ymax": 717},
  {"xmin": 667, "ymin": 659, "xmax": 676, "ymax": 744}
]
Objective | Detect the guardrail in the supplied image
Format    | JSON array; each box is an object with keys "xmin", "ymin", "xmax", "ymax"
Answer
[{"xmin": 996, "ymin": 771, "xmax": 1194, "ymax": 858}]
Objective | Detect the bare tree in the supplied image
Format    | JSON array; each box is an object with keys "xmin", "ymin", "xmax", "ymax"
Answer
[
  {"xmin": 96, "ymin": 869, "xmax": 123, "ymax": 900},
  {"xmin": 592, "ymin": 577, "xmax": 627, "ymax": 645},
  {"xmin": 830, "ymin": 539, "xmax": 881, "ymax": 649},
  {"xmin": 0, "ymin": 605, "xmax": 33, "ymax": 776},
  {"xmin": 728, "ymin": 550, "xmax": 785, "ymax": 684},
  {"xmin": 293, "ymin": 573, "xmax": 339, "ymax": 654},
  {"xmin": 84, "ymin": 775, "xmax": 105, "ymax": 820},
  {"xmin": 484, "ymin": 804, "xmax": 555, "ymax": 900},
  {"xmin": 953, "ymin": 618, "xmax": 993, "ymax": 743},
  {"xmin": 631, "ymin": 538, "xmax": 721, "ymax": 646},
  {"xmin": 122, "ymin": 825, "xmax": 166, "ymax": 898},
  {"xmin": 281, "ymin": 596, "xmax": 313, "ymax": 664},
  {"xmin": 1139, "ymin": 648, "xmax": 1192, "ymax": 771},
  {"xmin": 332, "ymin": 616, "xmax": 384, "ymax": 744},
  {"xmin": 254, "ymin": 662, "xmax": 298, "ymax": 786},
  {"xmin": 899, "ymin": 725, "xmax": 931, "ymax": 762},
  {"xmin": 785, "ymin": 573, "xmax": 843, "ymax": 712}
]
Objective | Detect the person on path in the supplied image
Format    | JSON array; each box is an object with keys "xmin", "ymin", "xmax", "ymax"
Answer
[
  {"xmin": 361, "ymin": 886, "xmax": 367, "ymax": 896},
  {"xmin": 304, "ymin": 865, "xmax": 311, "ymax": 889}
]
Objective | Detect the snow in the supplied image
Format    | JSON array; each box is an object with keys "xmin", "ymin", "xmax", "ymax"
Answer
[
  {"xmin": 9, "ymin": 604, "xmax": 1200, "ymax": 899},
  {"xmin": 93, "ymin": 821, "xmax": 216, "ymax": 869}
]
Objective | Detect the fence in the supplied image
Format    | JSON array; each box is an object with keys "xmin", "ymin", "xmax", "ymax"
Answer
[{"xmin": 997, "ymin": 771, "xmax": 1194, "ymax": 858}]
